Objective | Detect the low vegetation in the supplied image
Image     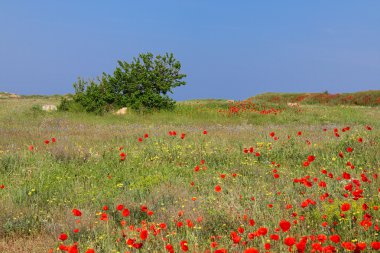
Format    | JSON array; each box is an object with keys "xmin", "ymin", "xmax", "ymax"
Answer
[
  {"xmin": 250, "ymin": 90, "xmax": 380, "ymax": 107},
  {"xmin": 0, "ymin": 94, "xmax": 379, "ymax": 252}
]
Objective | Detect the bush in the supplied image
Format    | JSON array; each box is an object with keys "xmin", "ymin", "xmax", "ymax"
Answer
[{"xmin": 65, "ymin": 52, "xmax": 186, "ymax": 113}]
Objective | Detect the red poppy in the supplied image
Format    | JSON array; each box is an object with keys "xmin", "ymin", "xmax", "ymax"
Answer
[
  {"xmin": 284, "ymin": 237, "xmax": 296, "ymax": 246},
  {"xmin": 257, "ymin": 227, "xmax": 268, "ymax": 236},
  {"xmin": 270, "ymin": 234, "xmax": 279, "ymax": 241},
  {"xmin": 59, "ymin": 233, "xmax": 68, "ymax": 241},
  {"xmin": 120, "ymin": 152, "xmax": 126, "ymax": 161},
  {"xmin": 29, "ymin": 145, "xmax": 34, "ymax": 151},
  {"xmin": 203, "ymin": 130, "xmax": 207, "ymax": 135},
  {"xmin": 244, "ymin": 248, "xmax": 259, "ymax": 253},
  {"xmin": 341, "ymin": 242, "xmax": 355, "ymax": 251},
  {"xmin": 346, "ymin": 147, "xmax": 353, "ymax": 153},
  {"xmin": 100, "ymin": 212, "xmax": 108, "ymax": 221},
  {"xmin": 133, "ymin": 243, "xmax": 143, "ymax": 249},
  {"xmin": 166, "ymin": 244, "xmax": 174, "ymax": 253},
  {"xmin": 329, "ymin": 234, "xmax": 340, "ymax": 243},
  {"xmin": 341, "ymin": 203, "xmax": 350, "ymax": 212},
  {"xmin": 371, "ymin": 242, "xmax": 380, "ymax": 250},
  {"xmin": 140, "ymin": 230, "xmax": 148, "ymax": 240},
  {"xmin": 44, "ymin": 140, "xmax": 50, "ymax": 144},
  {"xmin": 122, "ymin": 208, "xmax": 130, "ymax": 217},
  {"xmin": 180, "ymin": 240, "xmax": 189, "ymax": 252},
  {"xmin": 279, "ymin": 220, "xmax": 291, "ymax": 232},
  {"xmin": 215, "ymin": 185, "xmax": 222, "ymax": 192},
  {"xmin": 85, "ymin": 249, "xmax": 95, "ymax": 253},
  {"xmin": 52, "ymin": 138, "xmax": 56, "ymax": 143},
  {"xmin": 72, "ymin": 208, "xmax": 82, "ymax": 216},
  {"xmin": 307, "ymin": 155, "xmax": 315, "ymax": 162}
]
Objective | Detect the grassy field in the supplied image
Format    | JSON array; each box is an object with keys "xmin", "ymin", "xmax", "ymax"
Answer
[{"xmin": 0, "ymin": 96, "xmax": 380, "ymax": 253}]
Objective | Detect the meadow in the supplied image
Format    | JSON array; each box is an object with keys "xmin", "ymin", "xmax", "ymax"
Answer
[{"xmin": 0, "ymin": 95, "xmax": 379, "ymax": 253}]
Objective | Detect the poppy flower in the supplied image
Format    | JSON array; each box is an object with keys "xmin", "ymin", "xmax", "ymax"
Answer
[
  {"xmin": 122, "ymin": 208, "xmax": 130, "ymax": 217},
  {"xmin": 120, "ymin": 152, "xmax": 126, "ymax": 161},
  {"xmin": 100, "ymin": 212, "xmax": 108, "ymax": 221},
  {"xmin": 140, "ymin": 230, "xmax": 148, "ymax": 240},
  {"xmin": 307, "ymin": 155, "xmax": 315, "ymax": 162},
  {"xmin": 341, "ymin": 242, "xmax": 355, "ymax": 251},
  {"xmin": 29, "ymin": 145, "xmax": 34, "ymax": 151},
  {"xmin": 44, "ymin": 140, "xmax": 50, "ymax": 144},
  {"xmin": 341, "ymin": 203, "xmax": 350, "ymax": 212},
  {"xmin": 215, "ymin": 185, "xmax": 222, "ymax": 192},
  {"xmin": 203, "ymin": 130, "xmax": 207, "ymax": 135},
  {"xmin": 52, "ymin": 138, "xmax": 56, "ymax": 143},
  {"xmin": 329, "ymin": 234, "xmax": 340, "ymax": 243},
  {"xmin": 59, "ymin": 233, "xmax": 68, "ymax": 241},
  {"xmin": 166, "ymin": 244, "xmax": 174, "ymax": 253},
  {"xmin": 141, "ymin": 205, "xmax": 148, "ymax": 212},
  {"xmin": 244, "ymin": 248, "xmax": 259, "ymax": 253},
  {"xmin": 371, "ymin": 242, "xmax": 380, "ymax": 250},
  {"xmin": 72, "ymin": 208, "xmax": 82, "ymax": 216},
  {"xmin": 270, "ymin": 234, "xmax": 279, "ymax": 241},
  {"xmin": 257, "ymin": 227, "xmax": 268, "ymax": 236},
  {"xmin": 85, "ymin": 249, "xmax": 95, "ymax": 253},
  {"xmin": 180, "ymin": 240, "xmax": 189, "ymax": 251},
  {"xmin": 133, "ymin": 243, "xmax": 143, "ymax": 249},
  {"xmin": 0, "ymin": 184, "xmax": 4, "ymax": 189},
  {"xmin": 284, "ymin": 237, "xmax": 296, "ymax": 246},
  {"xmin": 279, "ymin": 220, "xmax": 291, "ymax": 232}
]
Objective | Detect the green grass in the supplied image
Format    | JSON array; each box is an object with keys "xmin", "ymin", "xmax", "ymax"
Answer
[{"xmin": 0, "ymin": 96, "xmax": 380, "ymax": 252}]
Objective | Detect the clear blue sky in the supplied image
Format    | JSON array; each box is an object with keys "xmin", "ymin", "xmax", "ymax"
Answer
[{"xmin": 1, "ymin": 1, "xmax": 379, "ymax": 100}]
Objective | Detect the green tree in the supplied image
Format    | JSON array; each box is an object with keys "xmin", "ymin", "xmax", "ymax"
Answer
[{"xmin": 66, "ymin": 52, "xmax": 186, "ymax": 113}]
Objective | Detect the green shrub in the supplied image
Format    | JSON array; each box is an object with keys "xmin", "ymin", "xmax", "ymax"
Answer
[{"xmin": 64, "ymin": 52, "xmax": 186, "ymax": 113}]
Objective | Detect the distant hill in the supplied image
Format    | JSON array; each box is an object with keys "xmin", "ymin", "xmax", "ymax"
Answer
[
  {"xmin": 0, "ymin": 92, "xmax": 20, "ymax": 99},
  {"xmin": 248, "ymin": 90, "xmax": 380, "ymax": 106}
]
